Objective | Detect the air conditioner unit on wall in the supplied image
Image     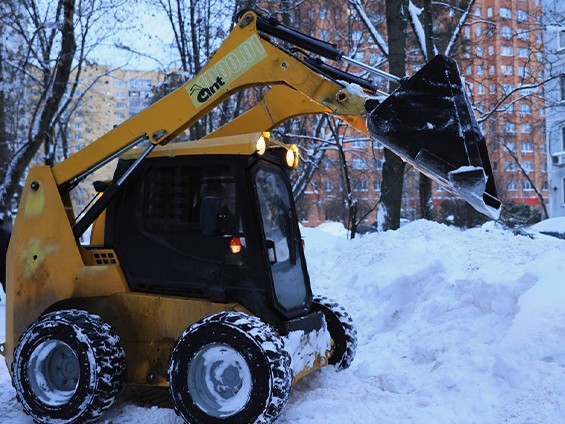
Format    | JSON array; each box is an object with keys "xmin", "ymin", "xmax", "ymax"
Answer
[{"xmin": 552, "ymin": 152, "xmax": 565, "ymax": 166}]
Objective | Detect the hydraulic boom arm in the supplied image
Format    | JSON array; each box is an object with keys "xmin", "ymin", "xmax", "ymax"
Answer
[{"xmin": 54, "ymin": 9, "xmax": 500, "ymax": 221}]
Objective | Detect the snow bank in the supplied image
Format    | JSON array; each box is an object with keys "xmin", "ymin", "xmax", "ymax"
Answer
[{"xmin": 2, "ymin": 220, "xmax": 565, "ymax": 423}]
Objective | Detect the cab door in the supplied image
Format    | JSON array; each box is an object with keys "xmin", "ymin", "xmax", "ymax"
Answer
[{"xmin": 252, "ymin": 161, "xmax": 311, "ymax": 317}]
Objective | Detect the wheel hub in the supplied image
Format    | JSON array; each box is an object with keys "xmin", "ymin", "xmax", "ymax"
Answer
[
  {"xmin": 187, "ymin": 343, "xmax": 252, "ymax": 418},
  {"xmin": 27, "ymin": 340, "xmax": 80, "ymax": 406}
]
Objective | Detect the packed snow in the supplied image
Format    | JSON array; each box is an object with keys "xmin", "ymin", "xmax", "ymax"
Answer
[{"xmin": 1, "ymin": 219, "xmax": 565, "ymax": 423}]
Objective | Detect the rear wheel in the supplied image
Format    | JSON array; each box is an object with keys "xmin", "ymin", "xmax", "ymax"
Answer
[
  {"xmin": 168, "ymin": 311, "xmax": 292, "ymax": 424},
  {"xmin": 311, "ymin": 295, "xmax": 357, "ymax": 370},
  {"xmin": 12, "ymin": 309, "xmax": 125, "ymax": 423}
]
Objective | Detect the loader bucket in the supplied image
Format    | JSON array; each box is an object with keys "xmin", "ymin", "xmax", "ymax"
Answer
[{"xmin": 366, "ymin": 54, "xmax": 501, "ymax": 220}]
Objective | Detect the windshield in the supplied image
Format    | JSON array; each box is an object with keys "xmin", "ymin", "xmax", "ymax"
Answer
[{"xmin": 255, "ymin": 166, "xmax": 307, "ymax": 312}]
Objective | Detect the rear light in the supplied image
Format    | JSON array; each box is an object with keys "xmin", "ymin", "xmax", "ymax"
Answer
[
  {"xmin": 229, "ymin": 237, "xmax": 242, "ymax": 254},
  {"xmin": 301, "ymin": 239, "xmax": 305, "ymax": 249}
]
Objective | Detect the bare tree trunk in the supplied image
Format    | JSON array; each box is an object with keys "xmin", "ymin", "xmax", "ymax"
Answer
[
  {"xmin": 0, "ymin": 46, "xmax": 9, "ymax": 184},
  {"xmin": 379, "ymin": 0, "xmax": 407, "ymax": 231},
  {"xmin": 419, "ymin": 0, "xmax": 434, "ymax": 220},
  {"xmin": 0, "ymin": 0, "xmax": 77, "ymax": 219}
]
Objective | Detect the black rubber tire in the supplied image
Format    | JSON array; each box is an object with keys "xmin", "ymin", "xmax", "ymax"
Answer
[
  {"xmin": 168, "ymin": 311, "xmax": 292, "ymax": 424},
  {"xmin": 12, "ymin": 309, "xmax": 126, "ymax": 423},
  {"xmin": 311, "ymin": 295, "xmax": 357, "ymax": 370}
]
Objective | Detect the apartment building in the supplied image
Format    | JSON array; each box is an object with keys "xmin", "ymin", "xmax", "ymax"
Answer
[
  {"xmin": 294, "ymin": 1, "xmax": 550, "ymax": 227},
  {"xmin": 68, "ymin": 66, "xmax": 165, "ymax": 209},
  {"xmin": 461, "ymin": 0, "xmax": 548, "ymax": 211},
  {"xmin": 544, "ymin": 0, "xmax": 565, "ymax": 217}
]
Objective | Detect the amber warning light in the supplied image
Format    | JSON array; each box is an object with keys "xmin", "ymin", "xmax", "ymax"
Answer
[{"xmin": 229, "ymin": 237, "xmax": 242, "ymax": 254}]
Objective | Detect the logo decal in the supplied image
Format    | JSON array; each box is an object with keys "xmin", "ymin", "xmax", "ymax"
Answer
[{"xmin": 187, "ymin": 34, "xmax": 268, "ymax": 108}]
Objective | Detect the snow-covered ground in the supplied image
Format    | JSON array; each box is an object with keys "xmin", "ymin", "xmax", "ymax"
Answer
[{"xmin": 2, "ymin": 220, "xmax": 565, "ymax": 423}]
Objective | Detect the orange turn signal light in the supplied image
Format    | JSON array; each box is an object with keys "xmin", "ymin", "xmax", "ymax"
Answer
[{"xmin": 229, "ymin": 237, "xmax": 242, "ymax": 254}]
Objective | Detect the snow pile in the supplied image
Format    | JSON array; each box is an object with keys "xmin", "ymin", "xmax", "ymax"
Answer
[
  {"xmin": 2, "ymin": 220, "xmax": 565, "ymax": 423},
  {"xmin": 530, "ymin": 217, "xmax": 565, "ymax": 234}
]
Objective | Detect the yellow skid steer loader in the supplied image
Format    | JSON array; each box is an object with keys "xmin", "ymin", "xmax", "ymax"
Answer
[{"xmin": 2, "ymin": 9, "xmax": 500, "ymax": 424}]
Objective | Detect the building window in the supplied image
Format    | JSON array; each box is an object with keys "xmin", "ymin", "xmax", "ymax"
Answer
[
  {"xmin": 517, "ymin": 31, "xmax": 529, "ymax": 41},
  {"xmin": 507, "ymin": 181, "xmax": 518, "ymax": 191},
  {"xmin": 325, "ymin": 180, "xmax": 333, "ymax": 192},
  {"xmin": 516, "ymin": 10, "xmax": 528, "ymax": 22},
  {"xmin": 373, "ymin": 180, "xmax": 381, "ymax": 191},
  {"xmin": 476, "ymin": 46, "xmax": 484, "ymax": 56},
  {"xmin": 320, "ymin": 7, "xmax": 328, "ymax": 19},
  {"xmin": 478, "ymin": 84, "xmax": 485, "ymax": 95},
  {"xmin": 75, "ymin": 112, "xmax": 83, "ymax": 119},
  {"xmin": 502, "ymin": 65, "xmax": 513, "ymax": 75},
  {"xmin": 351, "ymin": 158, "xmax": 368, "ymax": 170},
  {"xmin": 559, "ymin": 30, "xmax": 565, "ymax": 50},
  {"xmin": 501, "ymin": 46, "xmax": 513, "ymax": 56},
  {"xmin": 540, "ymin": 143, "xmax": 547, "ymax": 154},
  {"xmin": 353, "ymin": 180, "xmax": 369, "ymax": 192},
  {"xmin": 74, "ymin": 123, "xmax": 83, "ymax": 130},
  {"xmin": 518, "ymin": 66, "xmax": 530, "ymax": 77},
  {"xmin": 560, "ymin": 75, "xmax": 565, "ymax": 102},
  {"xmin": 74, "ymin": 133, "xmax": 83, "ymax": 140},
  {"xmin": 542, "ymin": 180, "xmax": 548, "ymax": 190},
  {"xmin": 117, "ymin": 102, "xmax": 125, "ymax": 109},
  {"xmin": 522, "ymin": 161, "xmax": 534, "ymax": 173},
  {"xmin": 522, "ymin": 180, "xmax": 533, "ymax": 191},
  {"xmin": 350, "ymin": 140, "xmax": 366, "ymax": 149},
  {"xmin": 488, "ymin": 45, "xmax": 494, "ymax": 56},
  {"xmin": 518, "ymin": 48, "xmax": 529, "ymax": 58},
  {"xmin": 502, "ymin": 84, "xmax": 514, "ymax": 95},
  {"xmin": 519, "ymin": 104, "xmax": 531, "ymax": 116},
  {"xmin": 116, "ymin": 92, "xmax": 125, "ymax": 98},
  {"xmin": 320, "ymin": 29, "xmax": 329, "ymax": 41},
  {"xmin": 487, "ymin": 7, "xmax": 493, "ymax": 17},
  {"xmin": 505, "ymin": 141, "xmax": 516, "ymax": 152},
  {"xmin": 477, "ymin": 65, "xmax": 484, "ymax": 75},
  {"xmin": 521, "ymin": 142, "xmax": 533, "ymax": 153},
  {"xmin": 373, "ymin": 158, "xmax": 383, "ymax": 170},
  {"xmin": 500, "ymin": 8, "xmax": 511, "ymax": 19},
  {"xmin": 505, "ymin": 161, "xmax": 516, "ymax": 172},
  {"xmin": 520, "ymin": 123, "xmax": 532, "ymax": 134},
  {"xmin": 475, "ymin": 7, "xmax": 482, "ymax": 17},
  {"xmin": 563, "ymin": 178, "xmax": 565, "ymax": 204},
  {"xmin": 372, "ymin": 141, "xmax": 383, "ymax": 151},
  {"xmin": 562, "ymin": 127, "xmax": 565, "ymax": 150},
  {"xmin": 500, "ymin": 26, "xmax": 512, "ymax": 39},
  {"xmin": 352, "ymin": 30, "xmax": 363, "ymax": 42},
  {"xmin": 489, "ymin": 65, "xmax": 495, "ymax": 75},
  {"xmin": 116, "ymin": 113, "xmax": 125, "ymax": 120},
  {"xmin": 490, "ymin": 84, "xmax": 496, "ymax": 94}
]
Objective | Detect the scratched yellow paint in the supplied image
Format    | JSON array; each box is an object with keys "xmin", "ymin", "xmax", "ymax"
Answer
[
  {"xmin": 22, "ymin": 189, "xmax": 45, "ymax": 217},
  {"xmin": 18, "ymin": 238, "xmax": 57, "ymax": 278}
]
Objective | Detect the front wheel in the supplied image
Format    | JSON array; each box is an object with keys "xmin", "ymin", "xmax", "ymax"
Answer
[
  {"xmin": 168, "ymin": 311, "xmax": 292, "ymax": 424},
  {"xmin": 311, "ymin": 295, "xmax": 357, "ymax": 370},
  {"xmin": 12, "ymin": 309, "xmax": 126, "ymax": 423}
]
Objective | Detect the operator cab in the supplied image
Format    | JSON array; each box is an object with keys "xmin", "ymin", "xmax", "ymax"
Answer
[{"xmin": 102, "ymin": 134, "xmax": 311, "ymax": 327}]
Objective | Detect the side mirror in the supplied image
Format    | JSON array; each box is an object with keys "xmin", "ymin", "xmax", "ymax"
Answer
[{"xmin": 200, "ymin": 196, "xmax": 222, "ymax": 236}]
